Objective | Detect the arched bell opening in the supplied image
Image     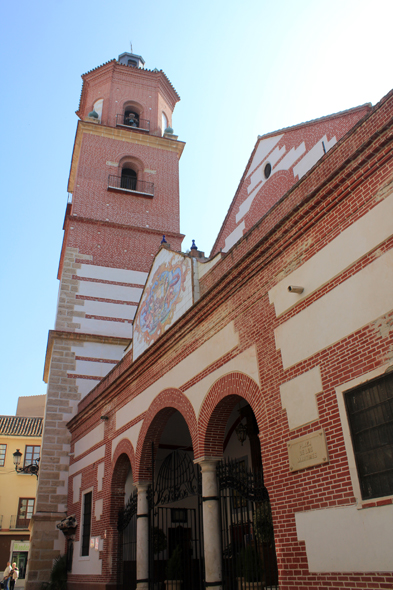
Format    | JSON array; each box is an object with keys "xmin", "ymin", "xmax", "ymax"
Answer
[{"xmin": 149, "ymin": 410, "xmax": 204, "ymax": 590}]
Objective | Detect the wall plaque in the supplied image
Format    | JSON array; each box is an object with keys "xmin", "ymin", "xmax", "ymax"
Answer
[{"xmin": 287, "ymin": 429, "xmax": 329, "ymax": 472}]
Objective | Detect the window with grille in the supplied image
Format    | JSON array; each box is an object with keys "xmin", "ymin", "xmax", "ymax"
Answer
[
  {"xmin": 17, "ymin": 498, "xmax": 35, "ymax": 528},
  {"xmin": 344, "ymin": 372, "xmax": 393, "ymax": 500},
  {"xmin": 0, "ymin": 444, "xmax": 6, "ymax": 466},
  {"xmin": 24, "ymin": 445, "xmax": 40, "ymax": 467},
  {"xmin": 81, "ymin": 491, "xmax": 92, "ymax": 556}
]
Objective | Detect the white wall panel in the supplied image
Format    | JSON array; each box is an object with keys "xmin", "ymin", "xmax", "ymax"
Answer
[
  {"xmin": 275, "ymin": 249, "xmax": 393, "ymax": 369},
  {"xmin": 280, "ymin": 366, "xmax": 322, "ymax": 429},
  {"xmin": 269, "ymin": 192, "xmax": 393, "ymax": 316},
  {"xmin": 296, "ymin": 504, "xmax": 393, "ymax": 572},
  {"xmin": 71, "ymin": 341, "xmax": 125, "ymax": 361},
  {"xmin": 74, "ymin": 423, "xmax": 105, "ymax": 457}
]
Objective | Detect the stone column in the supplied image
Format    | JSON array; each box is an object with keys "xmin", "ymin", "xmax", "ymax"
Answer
[
  {"xmin": 197, "ymin": 458, "xmax": 223, "ymax": 590},
  {"xmin": 136, "ymin": 482, "xmax": 150, "ymax": 590}
]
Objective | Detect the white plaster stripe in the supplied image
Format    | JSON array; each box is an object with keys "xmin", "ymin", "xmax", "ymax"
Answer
[
  {"xmin": 76, "ymin": 264, "xmax": 148, "ymax": 285},
  {"xmin": 269, "ymin": 191, "xmax": 393, "ymax": 317},
  {"xmin": 295, "ymin": 504, "xmax": 393, "ymax": 572},
  {"xmin": 77, "ymin": 280, "xmax": 143, "ymax": 302},
  {"xmin": 112, "ymin": 421, "xmax": 143, "ymax": 459},
  {"xmin": 71, "ymin": 341, "xmax": 125, "ymax": 360},
  {"xmin": 246, "ymin": 134, "xmax": 283, "ymax": 178},
  {"xmin": 74, "ymin": 317, "xmax": 132, "ymax": 338},
  {"xmin": 69, "ymin": 445, "xmax": 105, "ymax": 476},
  {"xmin": 223, "ymin": 221, "xmax": 245, "ymax": 252},
  {"xmin": 97, "ymin": 461, "xmax": 105, "ymax": 492},
  {"xmin": 75, "ymin": 299, "xmax": 137, "ymax": 320},
  {"xmin": 74, "ymin": 423, "xmax": 105, "ymax": 458},
  {"xmin": 280, "ymin": 366, "xmax": 322, "ymax": 430},
  {"xmin": 116, "ymin": 322, "xmax": 240, "ymax": 431},
  {"xmin": 293, "ymin": 134, "xmax": 336, "ymax": 180},
  {"xmin": 275, "ymin": 249, "xmax": 393, "ymax": 370},
  {"xmin": 69, "ymin": 360, "xmax": 117, "ymax": 378}
]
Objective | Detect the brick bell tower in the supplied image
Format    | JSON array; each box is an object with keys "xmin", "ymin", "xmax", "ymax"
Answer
[{"xmin": 27, "ymin": 52, "xmax": 184, "ymax": 590}]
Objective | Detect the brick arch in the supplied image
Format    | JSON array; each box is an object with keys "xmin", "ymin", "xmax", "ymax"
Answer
[
  {"xmin": 108, "ymin": 440, "xmax": 135, "ymax": 581},
  {"xmin": 197, "ymin": 372, "xmax": 268, "ymax": 459},
  {"xmin": 135, "ymin": 388, "xmax": 198, "ymax": 481}
]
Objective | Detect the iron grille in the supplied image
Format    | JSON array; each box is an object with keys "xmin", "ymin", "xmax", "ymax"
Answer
[
  {"xmin": 108, "ymin": 174, "xmax": 154, "ymax": 196},
  {"xmin": 344, "ymin": 371, "xmax": 393, "ymax": 500}
]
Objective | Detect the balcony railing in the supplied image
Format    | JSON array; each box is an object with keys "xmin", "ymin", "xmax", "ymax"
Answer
[
  {"xmin": 108, "ymin": 175, "xmax": 154, "ymax": 197},
  {"xmin": 10, "ymin": 515, "xmax": 30, "ymax": 529},
  {"xmin": 116, "ymin": 114, "xmax": 150, "ymax": 132},
  {"xmin": 0, "ymin": 515, "xmax": 2, "ymax": 529}
]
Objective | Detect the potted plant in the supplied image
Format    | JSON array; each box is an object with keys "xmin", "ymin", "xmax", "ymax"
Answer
[
  {"xmin": 237, "ymin": 545, "xmax": 263, "ymax": 590},
  {"xmin": 165, "ymin": 544, "xmax": 183, "ymax": 590}
]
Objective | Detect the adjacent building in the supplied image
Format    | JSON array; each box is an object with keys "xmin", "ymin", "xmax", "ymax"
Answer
[
  {"xmin": 29, "ymin": 51, "xmax": 393, "ymax": 590},
  {"xmin": 0, "ymin": 395, "xmax": 45, "ymax": 588}
]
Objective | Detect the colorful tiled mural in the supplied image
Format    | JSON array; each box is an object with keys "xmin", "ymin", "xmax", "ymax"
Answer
[{"xmin": 133, "ymin": 250, "xmax": 191, "ymax": 359}]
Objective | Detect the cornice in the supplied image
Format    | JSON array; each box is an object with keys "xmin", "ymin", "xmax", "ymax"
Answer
[
  {"xmin": 43, "ymin": 330, "xmax": 130, "ymax": 383},
  {"xmin": 68, "ymin": 121, "xmax": 185, "ymax": 193}
]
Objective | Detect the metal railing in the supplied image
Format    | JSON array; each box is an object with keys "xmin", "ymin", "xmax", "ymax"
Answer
[
  {"xmin": 108, "ymin": 175, "xmax": 154, "ymax": 196},
  {"xmin": 0, "ymin": 515, "xmax": 2, "ymax": 529},
  {"xmin": 116, "ymin": 114, "xmax": 150, "ymax": 131},
  {"xmin": 9, "ymin": 515, "xmax": 30, "ymax": 529}
]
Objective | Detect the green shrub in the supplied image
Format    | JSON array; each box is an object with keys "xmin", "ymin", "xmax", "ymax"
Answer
[{"xmin": 41, "ymin": 554, "xmax": 67, "ymax": 590}]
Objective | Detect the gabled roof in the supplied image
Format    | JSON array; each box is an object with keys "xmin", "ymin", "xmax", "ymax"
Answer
[{"xmin": 0, "ymin": 416, "xmax": 43, "ymax": 437}]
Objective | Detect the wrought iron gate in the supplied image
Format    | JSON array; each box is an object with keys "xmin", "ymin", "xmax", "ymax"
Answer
[
  {"xmin": 217, "ymin": 459, "xmax": 279, "ymax": 590},
  {"xmin": 148, "ymin": 449, "xmax": 205, "ymax": 590},
  {"xmin": 118, "ymin": 489, "xmax": 138, "ymax": 590}
]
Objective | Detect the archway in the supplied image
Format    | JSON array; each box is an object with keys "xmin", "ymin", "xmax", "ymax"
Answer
[
  {"xmin": 199, "ymin": 374, "xmax": 279, "ymax": 589},
  {"xmin": 137, "ymin": 395, "xmax": 204, "ymax": 590},
  {"xmin": 111, "ymin": 444, "xmax": 136, "ymax": 590}
]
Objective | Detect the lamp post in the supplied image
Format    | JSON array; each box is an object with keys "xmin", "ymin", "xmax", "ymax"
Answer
[{"xmin": 13, "ymin": 449, "xmax": 40, "ymax": 478}]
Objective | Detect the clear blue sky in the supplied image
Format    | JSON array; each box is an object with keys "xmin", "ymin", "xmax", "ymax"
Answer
[{"xmin": 1, "ymin": 0, "xmax": 391, "ymax": 415}]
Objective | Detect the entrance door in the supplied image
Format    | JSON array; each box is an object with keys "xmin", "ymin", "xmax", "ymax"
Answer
[
  {"xmin": 218, "ymin": 459, "xmax": 279, "ymax": 590},
  {"xmin": 148, "ymin": 450, "xmax": 204, "ymax": 590},
  {"xmin": 118, "ymin": 490, "xmax": 137, "ymax": 590}
]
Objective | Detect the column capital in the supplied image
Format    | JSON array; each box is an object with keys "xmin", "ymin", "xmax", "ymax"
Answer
[
  {"xmin": 194, "ymin": 456, "xmax": 222, "ymax": 472},
  {"xmin": 134, "ymin": 481, "xmax": 150, "ymax": 492}
]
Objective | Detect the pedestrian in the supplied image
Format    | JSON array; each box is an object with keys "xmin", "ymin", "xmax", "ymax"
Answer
[
  {"xmin": 3, "ymin": 562, "xmax": 11, "ymax": 590},
  {"xmin": 9, "ymin": 564, "xmax": 18, "ymax": 590}
]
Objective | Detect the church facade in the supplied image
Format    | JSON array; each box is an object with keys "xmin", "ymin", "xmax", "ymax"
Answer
[{"xmin": 28, "ymin": 53, "xmax": 393, "ymax": 590}]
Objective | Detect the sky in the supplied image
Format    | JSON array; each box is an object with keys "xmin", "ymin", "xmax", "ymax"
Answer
[{"xmin": 1, "ymin": 0, "xmax": 392, "ymax": 416}]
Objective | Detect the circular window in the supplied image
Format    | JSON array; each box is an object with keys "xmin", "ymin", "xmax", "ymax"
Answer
[{"xmin": 264, "ymin": 163, "xmax": 272, "ymax": 179}]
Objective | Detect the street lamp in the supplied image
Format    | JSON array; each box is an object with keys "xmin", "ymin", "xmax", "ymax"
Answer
[{"xmin": 13, "ymin": 449, "xmax": 40, "ymax": 478}]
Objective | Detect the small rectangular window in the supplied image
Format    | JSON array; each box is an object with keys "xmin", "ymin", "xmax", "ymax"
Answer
[
  {"xmin": 81, "ymin": 491, "xmax": 92, "ymax": 556},
  {"xmin": 17, "ymin": 498, "xmax": 35, "ymax": 528},
  {"xmin": 24, "ymin": 445, "xmax": 40, "ymax": 467},
  {"xmin": 0, "ymin": 444, "xmax": 6, "ymax": 466},
  {"xmin": 344, "ymin": 372, "xmax": 393, "ymax": 500}
]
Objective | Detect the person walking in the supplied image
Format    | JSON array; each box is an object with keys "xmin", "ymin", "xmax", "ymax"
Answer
[
  {"xmin": 3, "ymin": 562, "xmax": 12, "ymax": 590},
  {"xmin": 9, "ymin": 564, "xmax": 18, "ymax": 590}
]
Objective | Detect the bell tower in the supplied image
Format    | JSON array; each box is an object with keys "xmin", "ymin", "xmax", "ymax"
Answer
[{"xmin": 27, "ymin": 53, "xmax": 185, "ymax": 590}]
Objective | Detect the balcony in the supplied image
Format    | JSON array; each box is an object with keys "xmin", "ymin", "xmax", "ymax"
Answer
[
  {"xmin": 116, "ymin": 114, "xmax": 150, "ymax": 132},
  {"xmin": 10, "ymin": 515, "xmax": 30, "ymax": 529},
  {"xmin": 0, "ymin": 515, "xmax": 2, "ymax": 529},
  {"xmin": 108, "ymin": 175, "xmax": 154, "ymax": 197}
]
